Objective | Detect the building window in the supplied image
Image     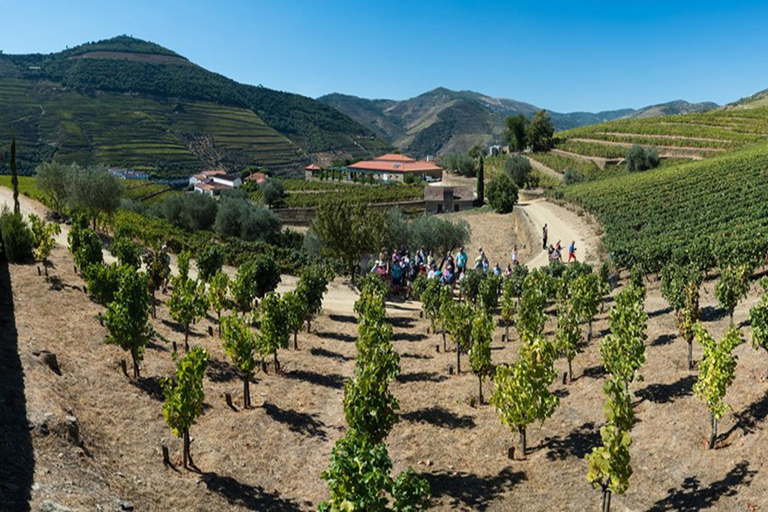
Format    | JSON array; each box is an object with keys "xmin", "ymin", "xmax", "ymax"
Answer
[
  {"xmin": 437, "ymin": 204, "xmax": 443, "ymax": 214},
  {"xmin": 454, "ymin": 204, "xmax": 460, "ymax": 212}
]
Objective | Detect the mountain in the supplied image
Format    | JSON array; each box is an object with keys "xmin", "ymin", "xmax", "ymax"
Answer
[
  {"xmin": 729, "ymin": 87, "xmax": 768, "ymax": 108},
  {"xmin": 0, "ymin": 36, "xmax": 390, "ymax": 177},
  {"xmin": 318, "ymin": 88, "xmax": 718, "ymax": 157}
]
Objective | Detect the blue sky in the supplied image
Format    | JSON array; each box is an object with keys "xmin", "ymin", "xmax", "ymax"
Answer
[{"xmin": 2, "ymin": 0, "xmax": 768, "ymax": 112}]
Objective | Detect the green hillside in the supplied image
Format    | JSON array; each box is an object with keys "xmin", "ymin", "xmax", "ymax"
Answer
[
  {"xmin": 552, "ymin": 105, "xmax": 768, "ymax": 271},
  {"xmin": 0, "ymin": 36, "xmax": 389, "ymax": 177},
  {"xmin": 319, "ymin": 87, "xmax": 717, "ymax": 157}
]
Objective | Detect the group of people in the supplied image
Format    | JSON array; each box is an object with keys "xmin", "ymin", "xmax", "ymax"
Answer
[
  {"xmin": 359, "ymin": 224, "xmax": 578, "ymax": 297},
  {"xmin": 542, "ymin": 223, "xmax": 577, "ymax": 263}
]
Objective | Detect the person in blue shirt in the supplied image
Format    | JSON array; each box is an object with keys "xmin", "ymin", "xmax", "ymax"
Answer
[
  {"xmin": 456, "ymin": 247, "xmax": 468, "ymax": 275},
  {"xmin": 568, "ymin": 241, "xmax": 577, "ymax": 262}
]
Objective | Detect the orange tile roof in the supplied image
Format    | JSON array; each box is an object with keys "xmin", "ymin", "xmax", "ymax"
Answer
[
  {"xmin": 305, "ymin": 163, "xmax": 321, "ymax": 171},
  {"xmin": 202, "ymin": 169, "xmax": 227, "ymax": 177},
  {"xmin": 196, "ymin": 183, "xmax": 215, "ymax": 191},
  {"xmin": 348, "ymin": 160, "xmax": 443, "ymax": 173},
  {"xmin": 374, "ymin": 154, "xmax": 416, "ymax": 163},
  {"xmin": 246, "ymin": 172, "xmax": 268, "ymax": 184}
]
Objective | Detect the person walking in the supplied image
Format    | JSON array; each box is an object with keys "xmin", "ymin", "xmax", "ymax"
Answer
[
  {"xmin": 542, "ymin": 224, "xmax": 548, "ymax": 250},
  {"xmin": 456, "ymin": 247, "xmax": 468, "ymax": 276},
  {"xmin": 511, "ymin": 245, "xmax": 519, "ymax": 266},
  {"xmin": 568, "ymin": 240, "xmax": 577, "ymax": 262}
]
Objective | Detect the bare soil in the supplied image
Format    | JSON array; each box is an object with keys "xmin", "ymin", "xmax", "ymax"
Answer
[{"xmin": 6, "ymin": 236, "xmax": 768, "ymax": 511}]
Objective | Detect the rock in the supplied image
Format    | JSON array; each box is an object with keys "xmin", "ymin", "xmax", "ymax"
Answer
[
  {"xmin": 116, "ymin": 499, "xmax": 134, "ymax": 511},
  {"xmin": 60, "ymin": 416, "xmax": 80, "ymax": 445},
  {"xmin": 33, "ymin": 350, "xmax": 61, "ymax": 375},
  {"xmin": 41, "ymin": 501, "xmax": 72, "ymax": 512}
]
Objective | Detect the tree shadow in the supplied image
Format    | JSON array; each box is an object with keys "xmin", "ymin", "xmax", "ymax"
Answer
[
  {"xmin": 543, "ymin": 422, "xmax": 600, "ymax": 460},
  {"xmin": 392, "ymin": 332, "xmax": 427, "ymax": 342},
  {"xmin": 648, "ymin": 305, "xmax": 674, "ymax": 318},
  {"xmin": 635, "ymin": 375, "xmax": 696, "ymax": 404},
  {"xmin": 284, "ymin": 369, "xmax": 346, "ymax": 390},
  {"xmin": 329, "ymin": 314, "xmax": 356, "ymax": 324},
  {"xmin": 161, "ymin": 319, "xmax": 205, "ymax": 338},
  {"xmin": 402, "ymin": 407, "xmax": 475, "ymax": 429},
  {"xmin": 0, "ymin": 257, "xmax": 34, "ymax": 511},
  {"xmin": 314, "ymin": 331, "xmax": 356, "ymax": 343},
  {"xmin": 648, "ymin": 461, "xmax": 756, "ymax": 511},
  {"xmin": 396, "ymin": 372, "xmax": 448, "ymax": 384},
  {"xmin": 45, "ymin": 275, "xmax": 79, "ymax": 292},
  {"xmin": 721, "ymin": 389, "xmax": 768, "ymax": 441},
  {"xmin": 400, "ymin": 353, "xmax": 433, "ymax": 360},
  {"xmin": 700, "ymin": 305, "xmax": 728, "ymax": 322},
  {"xmin": 425, "ymin": 467, "xmax": 527, "ymax": 510},
  {"xmin": 262, "ymin": 402, "xmax": 331, "ymax": 440},
  {"xmin": 206, "ymin": 358, "xmax": 240, "ymax": 383},
  {"xmin": 388, "ymin": 316, "xmax": 416, "ymax": 329},
  {"xmin": 581, "ymin": 365, "xmax": 607, "ymax": 380},
  {"xmin": 130, "ymin": 375, "xmax": 165, "ymax": 402},
  {"xmin": 146, "ymin": 340, "xmax": 169, "ymax": 352},
  {"xmin": 651, "ymin": 333, "xmax": 677, "ymax": 347},
  {"xmin": 553, "ymin": 388, "xmax": 569, "ymax": 399},
  {"xmin": 200, "ymin": 472, "xmax": 309, "ymax": 511},
  {"xmin": 309, "ymin": 347, "xmax": 354, "ymax": 361}
]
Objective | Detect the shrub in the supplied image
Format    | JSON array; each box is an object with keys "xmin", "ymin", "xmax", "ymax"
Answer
[
  {"xmin": 503, "ymin": 155, "xmax": 533, "ymax": 188},
  {"xmin": 197, "ymin": 244, "xmax": 224, "ymax": 282},
  {"xmin": 625, "ymin": 145, "xmax": 660, "ymax": 172},
  {"xmin": 410, "ymin": 216, "xmax": 470, "ymax": 256},
  {"xmin": 215, "ymin": 196, "xmax": 281, "ymax": 242},
  {"xmin": 155, "ymin": 193, "xmax": 217, "ymax": 231},
  {"xmin": 486, "ymin": 173, "xmax": 519, "ymax": 213},
  {"xmin": 563, "ymin": 168, "xmax": 583, "ymax": 185},
  {"xmin": 260, "ymin": 180, "xmax": 286, "ymax": 208},
  {"xmin": 441, "ymin": 153, "xmax": 476, "ymax": 177},
  {"xmin": 0, "ymin": 208, "xmax": 34, "ymax": 262}
]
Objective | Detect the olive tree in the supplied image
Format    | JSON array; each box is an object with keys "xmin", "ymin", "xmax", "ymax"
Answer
[
  {"xmin": 67, "ymin": 165, "xmax": 123, "ymax": 230},
  {"xmin": 162, "ymin": 347, "xmax": 209, "ymax": 469},
  {"xmin": 35, "ymin": 161, "xmax": 75, "ymax": 215}
]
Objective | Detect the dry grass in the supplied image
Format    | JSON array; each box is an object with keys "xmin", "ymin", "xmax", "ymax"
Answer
[{"xmin": 7, "ymin": 244, "xmax": 768, "ymax": 511}]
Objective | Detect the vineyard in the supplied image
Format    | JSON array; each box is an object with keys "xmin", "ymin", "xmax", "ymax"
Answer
[
  {"xmin": 551, "ymin": 105, "xmax": 768, "ymax": 165},
  {"xmin": 283, "ymin": 183, "xmax": 425, "ymax": 208},
  {"xmin": 553, "ymin": 143, "xmax": 768, "ymax": 271}
]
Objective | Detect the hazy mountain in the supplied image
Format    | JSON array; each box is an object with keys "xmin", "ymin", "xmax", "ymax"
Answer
[{"xmin": 318, "ymin": 88, "xmax": 718, "ymax": 157}]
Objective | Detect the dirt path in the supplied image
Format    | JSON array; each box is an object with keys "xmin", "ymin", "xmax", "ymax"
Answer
[{"xmin": 516, "ymin": 199, "xmax": 601, "ymax": 268}]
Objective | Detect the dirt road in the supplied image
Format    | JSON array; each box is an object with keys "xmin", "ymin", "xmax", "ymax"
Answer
[{"xmin": 516, "ymin": 199, "xmax": 601, "ymax": 268}]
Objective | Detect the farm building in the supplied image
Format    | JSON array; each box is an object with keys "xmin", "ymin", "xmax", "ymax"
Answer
[
  {"xmin": 189, "ymin": 169, "xmax": 227, "ymax": 187},
  {"xmin": 304, "ymin": 154, "xmax": 443, "ymax": 183},
  {"xmin": 191, "ymin": 170, "xmax": 242, "ymax": 196},
  {"xmin": 424, "ymin": 185, "xmax": 475, "ymax": 213}
]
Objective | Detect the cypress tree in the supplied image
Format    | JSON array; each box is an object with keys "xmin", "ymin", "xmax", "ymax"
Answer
[
  {"xmin": 10, "ymin": 134, "xmax": 19, "ymax": 215},
  {"xmin": 476, "ymin": 155, "xmax": 485, "ymax": 206}
]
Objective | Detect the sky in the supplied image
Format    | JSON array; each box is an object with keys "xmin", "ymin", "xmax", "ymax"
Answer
[{"xmin": 2, "ymin": 0, "xmax": 768, "ymax": 112}]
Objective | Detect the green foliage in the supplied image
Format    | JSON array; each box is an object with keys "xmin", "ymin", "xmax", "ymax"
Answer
[
  {"xmin": 440, "ymin": 152, "xmax": 476, "ymax": 177},
  {"xmin": 168, "ymin": 276, "xmax": 209, "ymax": 347},
  {"xmin": 83, "ymin": 263, "xmax": 122, "ymax": 305},
  {"xmin": 587, "ymin": 425, "xmax": 632, "ymax": 497},
  {"xmin": 67, "ymin": 165, "xmax": 123, "ymax": 228},
  {"xmin": 570, "ymin": 272, "xmax": 602, "ymax": 333},
  {"xmin": 104, "ymin": 266, "xmax": 153, "ymax": 378},
  {"xmin": 214, "ymin": 195, "xmax": 282, "ymax": 242},
  {"xmin": 505, "ymin": 114, "xmax": 527, "ymax": 152},
  {"xmin": 526, "ymin": 110, "xmax": 554, "ymax": 152},
  {"xmin": 296, "ymin": 264, "xmax": 330, "ymax": 327},
  {"xmin": 599, "ymin": 285, "xmax": 647, "ymax": 384},
  {"xmin": 556, "ymin": 143, "xmax": 768, "ymax": 272},
  {"xmin": 660, "ymin": 264, "xmax": 701, "ymax": 312},
  {"xmin": 476, "ymin": 155, "xmax": 485, "ymax": 206},
  {"xmin": 485, "ymin": 173, "xmax": 518, "ymax": 214},
  {"xmin": 143, "ymin": 247, "xmax": 170, "ymax": 299},
  {"xmin": 491, "ymin": 335, "xmax": 559, "ymax": 453},
  {"xmin": 221, "ymin": 313, "xmax": 257, "ymax": 407},
  {"xmin": 35, "ymin": 161, "xmax": 75, "ymax": 213},
  {"xmin": 750, "ymin": 279, "xmax": 768, "ymax": 359},
  {"xmin": 208, "ymin": 270, "xmax": 230, "ymax": 329},
  {"xmin": 625, "ymin": 145, "xmax": 660, "ymax": 172},
  {"xmin": 197, "ymin": 244, "xmax": 224, "ymax": 282},
  {"xmin": 230, "ymin": 255, "xmax": 281, "ymax": 313},
  {"xmin": 446, "ymin": 300, "xmax": 474, "ymax": 371},
  {"xmin": 694, "ymin": 324, "xmax": 741, "ymax": 421},
  {"xmin": 516, "ymin": 278, "xmax": 548, "ymax": 339},
  {"xmin": 715, "ymin": 264, "xmax": 752, "ymax": 322},
  {"xmin": 460, "ymin": 270, "xmax": 484, "ymax": 304},
  {"xmin": 257, "ymin": 292, "xmax": 291, "ymax": 368},
  {"xmin": 260, "ymin": 180, "xmax": 286, "ymax": 208},
  {"xmin": 28, "ymin": 213, "xmax": 60, "ymax": 263},
  {"xmin": 162, "ymin": 346, "xmax": 209, "ymax": 467},
  {"xmin": 503, "ymin": 155, "xmax": 533, "ymax": 189},
  {"xmin": 177, "ymin": 250, "xmax": 191, "ymax": 282},
  {"xmin": 0, "ymin": 208, "xmax": 34, "ymax": 262},
  {"xmin": 555, "ymin": 302, "xmax": 587, "ymax": 380},
  {"xmin": 477, "ymin": 273, "xmax": 501, "ymax": 313},
  {"xmin": 409, "ymin": 215, "xmax": 470, "ymax": 257},
  {"xmin": 154, "ymin": 192, "xmax": 218, "ymax": 232},
  {"xmin": 110, "ymin": 232, "xmax": 142, "ymax": 269},
  {"xmin": 602, "ymin": 377, "xmax": 634, "ymax": 432},
  {"xmin": 469, "ymin": 309, "xmax": 494, "ymax": 398}
]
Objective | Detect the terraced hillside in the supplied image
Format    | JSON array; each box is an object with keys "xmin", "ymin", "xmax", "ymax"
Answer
[
  {"xmin": 550, "ymin": 105, "xmax": 768, "ymax": 167},
  {"xmin": 0, "ymin": 36, "xmax": 389, "ymax": 177}
]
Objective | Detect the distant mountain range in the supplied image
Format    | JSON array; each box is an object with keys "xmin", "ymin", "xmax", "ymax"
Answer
[
  {"xmin": 318, "ymin": 88, "xmax": 718, "ymax": 157},
  {"xmin": 0, "ymin": 36, "xmax": 390, "ymax": 177}
]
